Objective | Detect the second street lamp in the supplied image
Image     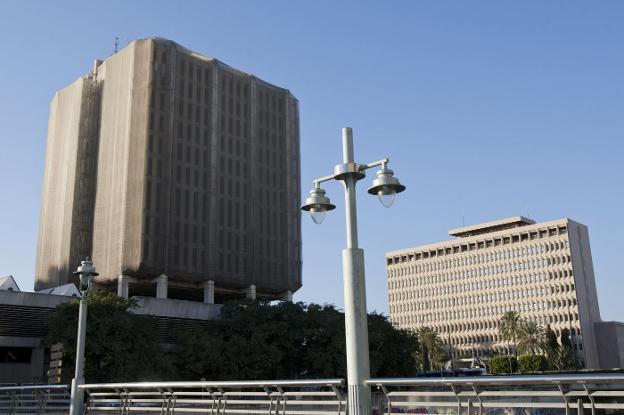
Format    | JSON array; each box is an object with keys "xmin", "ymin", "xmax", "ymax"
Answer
[
  {"xmin": 301, "ymin": 127, "xmax": 406, "ymax": 415},
  {"xmin": 69, "ymin": 257, "xmax": 98, "ymax": 415}
]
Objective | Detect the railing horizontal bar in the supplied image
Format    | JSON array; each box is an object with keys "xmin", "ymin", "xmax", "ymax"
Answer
[
  {"xmin": 596, "ymin": 403, "xmax": 624, "ymax": 409},
  {"xmin": 0, "ymin": 384, "xmax": 69, "ymax": 392},
  {"xmin": 389, "ymin": 401, "xmax": 461, "ymax": 408},
  {"xmin": 590, "ymin": 390, "xmax": 624, "ymax": 396},
  {"xmin": 178, "ymin": 399, "xmax": 272, "ymax": 405},
  {"xmin": 272, "ymin": 411, "xmax": 341, "ymax": 415},
  {"xmin": 81, "ymin": 379, "xmax": 344, "ymax": 390},
  {"xmin": 369, "ymin": 374, "xmax": 624, "ymax": 386},
  {"xmin": 387, "ymin": 391, "xmax": 456, "ymax": 397},
  {"xmin": 166, "ymin": 410, "xmax": 266, "ymax": 414},
  {"xmin": 477, "ymin": 391, "xmax": 564, "ymax": 396}
]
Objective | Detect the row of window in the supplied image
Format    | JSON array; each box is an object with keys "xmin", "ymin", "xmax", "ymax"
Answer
[
  {"xmin": 387, "ymin": 225, "xmax": 569, "ymax": 265},
  {"xmin": 390, "ymin": 256, "xmax": 571, "ymax": 286},
  {"xmin": 389, "ymin": 240, "xmax": 570, "ymax": 272},
  {"xmin": 393, "ymin": 305, "xmax": 581, "ymax": 329},
  {"xmin": 390, "ymin": 270, "xmax": 574, "ymax": 296},
  {"xmin": 389, "ymin": 262, "xmax": 573, "ymax": 295},
  {"xmin": 392, "ymin": 284, "xmax": 576, "ymax": 311},
  {"xmin": 392, "ymin": 295, "xmax": 577, "ymax": 321}
]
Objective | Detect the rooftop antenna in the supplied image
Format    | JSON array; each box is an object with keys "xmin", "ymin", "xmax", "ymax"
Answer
[{"xmin": 114, "ymin": 37, "xmax": 119, "ymax": 54}]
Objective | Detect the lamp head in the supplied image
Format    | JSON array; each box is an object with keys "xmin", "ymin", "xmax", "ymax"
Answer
[
  {"xmin": 367, "ymin": 168, "xmax": 406, "ymax": 208},
  {"xmin": 73, "ymin": 257, "xmax": 98, "ymax": 291},
  {"xmin": 300, "ymin": 187, "xmax": 336, "ymax": 224}
]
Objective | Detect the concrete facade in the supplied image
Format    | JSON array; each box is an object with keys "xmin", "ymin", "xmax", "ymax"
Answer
[
  {"xmin": 0, "ymin": 289, "xmax": 223, "ymax": 384},
  {"xmin": 0, "ymin": 290, "xmax": 74, "ymax": 383},
  {"xmin": 594, "ymin": 321, "xmax": 624, "ymax": 369},
  {"xmin": 35, "ymin": 38, "xmax": 302, "ymax": 301},
  {"xmin": 35, "ymin": 76, "xmax": 100, "ymax": 289},
  {"xmin": 386, "ymin": 217, "xmax": 602, "ymax": 368}
]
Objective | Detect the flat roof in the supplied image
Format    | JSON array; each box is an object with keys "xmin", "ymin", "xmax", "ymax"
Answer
[
  {"xmin": 448, "ymin": 216, "xmax": 535, "ymax": 238},
  {"xmin": 387, "ymin": 217, "xmax": 573, "ymax": 258}
]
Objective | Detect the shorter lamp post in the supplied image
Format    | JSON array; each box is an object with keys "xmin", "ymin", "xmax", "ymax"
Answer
[
  {"xmin": 301, "ymin": 127, "xmax": 406, "ymax": 415},
  {"xmin": 69, "ymin": 258, "xmax": 98, "ymax": 415}
]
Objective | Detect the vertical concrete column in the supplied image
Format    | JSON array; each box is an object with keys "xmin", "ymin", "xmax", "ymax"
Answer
[
  {"xmin": 202, "ymin": 280, "xmax": 215, "ymax": 304},
  {"xmin": 156, "ymin": 274, "xmax": 168, "ymax": 299},
  {"xmin": 246, "ymin": 284, "xmax": 256, "ymax": 300},
  {"xmin": 281, "ymin": 290, "xmax": 293, "ymax": 302},
  {"xmin": 117, "ymin": 275, "xmax": 129, "ymax": 299}
]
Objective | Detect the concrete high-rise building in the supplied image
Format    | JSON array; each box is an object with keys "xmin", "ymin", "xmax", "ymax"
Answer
[
  {"xmin": 386, "ymin": 217, "xmax": 602, "ymax": 368},
  {"xmin": 36, "ymin": 38, "xmax": 301, "ymax": 302}
]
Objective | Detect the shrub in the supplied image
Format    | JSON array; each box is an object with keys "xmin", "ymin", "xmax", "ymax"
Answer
[
  {"xmin": 489, "ymin": 355, "xmax": 517, "ymax": 374},
  {"xmin": 518, "ymin": 354, "xmax": 549, "ymax": 373}
]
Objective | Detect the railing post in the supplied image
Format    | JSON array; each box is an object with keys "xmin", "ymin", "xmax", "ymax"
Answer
[
  {"xmin": 450, "ymin": 385, "xmax": 461, "ymax": 415},
  {"xmin": 558, "ymin": 384, "xmax": 570, "ymax": 415},
  {"xmin": 577, "ymin": 398, "xmax": 584, "ymax": 415},
  {"xmin": 582, "ymin": 384, "xmax": 596, "ymax": 415},
  {"xmin": 218, "ymin": 387, "xmax": 226, "ymax": 415},
  {"xmin": 379, "ymin": 385, "xmax": 390, "ymax": 415}
]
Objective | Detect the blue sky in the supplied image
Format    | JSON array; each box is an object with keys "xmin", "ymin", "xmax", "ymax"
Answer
[{"xmin": 0, "ymin": 1, "xmax": 622, "ymax": 320}]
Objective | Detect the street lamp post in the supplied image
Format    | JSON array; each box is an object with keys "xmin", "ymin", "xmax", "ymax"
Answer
[
  {"xmin": 301, "ymin": 127, "xmax": 406, "ymax": 415},
  {"xmin": 69, "ymin": 257, "xmax": 98, "ymax": 415}
]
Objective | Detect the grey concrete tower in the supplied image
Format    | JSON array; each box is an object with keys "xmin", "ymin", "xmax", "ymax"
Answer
[
  {"xmin": 35, "ymin": 74, "xmax": 100, "ymax": 289},
  {"xmin": 35, "ymin": 38, "xmax": 302, "ymax": 301}
]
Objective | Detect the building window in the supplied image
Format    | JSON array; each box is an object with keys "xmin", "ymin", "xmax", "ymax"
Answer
[{"xmin": 0, "ymin": 347, "xmax": 32, "ymax": 363}]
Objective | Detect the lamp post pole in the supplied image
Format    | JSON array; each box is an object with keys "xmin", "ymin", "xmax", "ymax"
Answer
[
  {"xmin": 340, "ymin": 128, "xmax": 371, "ymax": 415},
  {"xmin": 69, "ymin": 258, "xmax": 98, "ymax": 415},
  {"xmin": 301, "ymin": 127, "xmax": 406, "ymax": 415}
]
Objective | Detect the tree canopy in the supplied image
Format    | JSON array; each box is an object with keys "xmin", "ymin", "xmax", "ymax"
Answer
[
  {"xmin": 173, "ymin": 301, "xmax": 420, "ymax": 380},
  {"xmin": 47, "ymin": 290, "xmax": 169, "ymax": 382},
  {"xmin": 498, "ymin": 311, "xmax": 522, "ymax": 356},
  {"xmin": 415, "ymin": 326, "xmax": 446, "ymax": 370},
  {"xmin": 517, "ymin": 321, "xmax": 546, "ymax": 355},
  {"xmin": 494, "ymin": 313, "xmax": 577, "ymax": 372},
  {"xmin": 48, "ymin": 293, "xmax": 419, "ymax": 382}
]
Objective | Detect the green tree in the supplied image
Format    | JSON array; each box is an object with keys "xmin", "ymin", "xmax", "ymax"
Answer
[
  {"xmin": 517, "ymin": 321, "xmax": 546, "ymax": 355},
  {"xmin": 489, "ymin": 355, "xmax": 517, "ymax": 374},
  {"xmin": 416, "ymin": 327, "xmax": 446, "ymax": 371},
  {"xmin": 498, "ymin": 311, "xmax": 522, "ymax": 357},
  {"xmin": 368, "ymin": 313, "xmax": 419, "ymax": 377},
  {"xmin": 539, "ymin": 325, "xmax": 576, "ymax": 371},
  {"xmin": 556, "ymin": 328, "xmax": 577, "ymax": 370},
  {"xmin": 518, "ymin": 354, "xmax": 548, "ymax": 373},
  {"xmin": 545, "ymin": 325, "xmax": 559, "ymax": 356},
  {"xmin": 174, "ymin": 300, "xmax": 419, "ymax": 380},
  {"xmin": 47, "ymin": 290, "xmax": 169, "ymax": 382}
]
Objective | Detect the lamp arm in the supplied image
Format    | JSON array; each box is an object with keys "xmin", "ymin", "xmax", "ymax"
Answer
[
  {"xmin": 312, "ymin": 174, "xmax": 336, "ymax": 187},
  {"xmin": 362, "ymin": 158, "xmax": 389, "ymax": 170},
  {"xmin": 312, "ymin": 158, "xmax": 390, "ymax": 187}
]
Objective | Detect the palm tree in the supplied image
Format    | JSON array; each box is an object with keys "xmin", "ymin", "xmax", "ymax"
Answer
[
  {"xmin": 518, "ymin": 321, "xmax": 546, "ymax": 355},
  {"xmin": 498, "ymin": 311, "xmax": 522, "ymax": 357},
  {"xmin": 418, "ymin": 327, "xmax": 446, "ymax": 370}
]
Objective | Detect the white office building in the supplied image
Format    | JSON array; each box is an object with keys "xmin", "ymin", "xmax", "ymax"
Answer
[{"xmin": 386, "ymin": 217, "xmax": 602, "ymax": 368}]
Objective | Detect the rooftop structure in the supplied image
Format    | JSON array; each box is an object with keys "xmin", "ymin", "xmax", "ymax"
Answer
[
  {"xmin": 448, "ymin": 216, "xmax": 536, "ymax": 238},
  {"xmin": 36, "ymin": 283, "xmax": 81, "ymax": 297},
  {"xmin": 0, "ymin": 275, "xmax": 20, "ymax": 292}
]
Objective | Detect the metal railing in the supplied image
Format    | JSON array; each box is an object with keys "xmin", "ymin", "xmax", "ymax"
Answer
[
  {"xmin": 0, "ymin": 384, "xmax": 70, "ymax": 414},
  {"xmin": 4, "ymin": 374, "xmax": 624, "ymax": 414},
  {"xmin": 79, "ymin": 379, "xmax": 346, "ymax": 415},
  {"xmin": 368, "ymin": 374, "xmax": 624, "ymax": 414}
]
